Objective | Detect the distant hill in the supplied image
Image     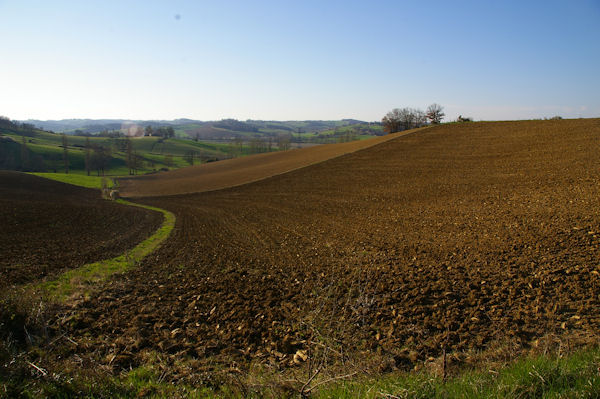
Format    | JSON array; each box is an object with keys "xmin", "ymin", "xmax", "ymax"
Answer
[
  {"xmin": 0, "ymin": 119, "xmax": 232, "ymax": 175},
  {"xmin": 1, "ymin": 116, "xmax": 386, "ymax": 176},
  {"xmin": 21, "ymin": 119, "xmax": 186, "ymax": 134},
  {"xmin": 118, "ymin": 127, "xmax": 419, "ymax": 197},
  {"xmin": 1, "ymin": 115, "xmax": 383, "ymax": 176},
  {"xmin": 20, "ymin": 118, "xmax": 383, "ymax": 143}
]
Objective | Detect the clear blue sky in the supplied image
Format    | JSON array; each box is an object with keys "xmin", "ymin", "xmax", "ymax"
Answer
[{"xmin": 1, "ymin": 0, "xmax": 599, "ymax": 121}]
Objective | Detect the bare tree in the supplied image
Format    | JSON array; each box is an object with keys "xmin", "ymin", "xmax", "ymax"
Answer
[
  {"xmin": 414, "ymin": 109, "xmax": 427, "ymax": 127},
  {"xmin": 20, "ymin": 133, "xmax": 29, "ymax": 171},
  {"xmin": 277, "ymin": 134, "xmax": 291, "ymax": 150},
  {"xmin": 85, "ymin": 137, "xmax": 91, "ymax": 176},
  {"xmin": 61, "ymin": 133, "xmax": 69, "ymax": 174},
  {"xmin": 382, "ymin": 109, "xmax": 402, "ymax": 133},
  {"xmin": 398, "ymin": 108, "xmax": 416, "ymax": 130},
  {"xmin": 0, "ymin": 116, "xmax": 12, "ymax": 129},
  {"xmin": 167, "ymin": 126, "xmax": 175, "ymax": 138},
  {"xmin": 383, "ymin": 107, "xmax": 428, "ymax": 133},
  {"xmin": 249, "ymin": 137, "xmax": 266, "ymax": 154},
  {"xmin": 91, "ymin": 145, "xmax": 110, "ymax": 176},
  {"xmin": 133, "ymin": 149, "xmax": 143, "ymax": 173},
  {"xmin": 126, "ymin": 137, "xmax": 134, "ymax": 175},
  {"xmin": 228, "ymin": 137, "xmax": 244, "ymax": 157},
  {"xmin": 164, "ymin": 154, "xmax": 174, "ymax": 168},
  {"xmin": 426, "ymin": 103, "xmax": 445, "ymax": 124},
  {"xmin": 184, "ymin": 150, "xmax": 197, "ymax": 165}
]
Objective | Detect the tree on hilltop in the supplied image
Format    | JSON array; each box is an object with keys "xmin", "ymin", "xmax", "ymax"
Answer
[
  {"xmin": 167, "ymin": 126, "xmax": 175, "ymax": 138},
  {"xmin": 426, "ymin": 103, "xmax": 445, "ymax": 124},
  {"xmin": 382, "ymin": 107, "xmax": 428, "ymax": 133},
  {"xmin": 382, "ymin": 109, "xmax": 402, "ymax": 133}
]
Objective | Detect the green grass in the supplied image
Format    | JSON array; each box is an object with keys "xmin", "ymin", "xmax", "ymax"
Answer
[
  {"xmin": 36, "ymin": 200, "xmax": 175, "ymax": 301},
  {"xmin": 27, "ymin": 173, "xmax": 175, "ymax": 301},
  {"xmin": 2, "ymin": 129, "xmax": 233, "ymax": 175},
  {"xmin": 6, "ymin": 346, "xmax": 599, "ymax": 398},
  {"xmin": 315, "ymin": 348, "xmax": 600, "ymax": 399},
  {"xmin": 31, "ymin": 172, "xmax": 116, "ymax": 189}
]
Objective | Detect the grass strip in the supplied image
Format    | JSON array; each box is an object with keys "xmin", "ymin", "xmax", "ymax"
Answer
[
  {"xmin": 315, "ymin": 347, "xmax": 600, "ymax": 399},
  {"xmin": 28, "ymin": 172, "xmax": 175, "ymax": 301},
  {"xmin": 36, "ymin": 200, "xmax": 175, "ymax": 301},
  {"xmin": 10, "ymin": 346, "xmax": 600, "ymax": 398},
  {"xmin": 31, "ymin": 172, "xmax": 117, "ymax": 189}
]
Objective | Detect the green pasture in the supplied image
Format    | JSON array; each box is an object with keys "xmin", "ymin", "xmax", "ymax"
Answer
[
  {"xmin": 30, "ymin": 173, "xmax": 116, "ymax": 189},
  {"xmin": 2, "ymin": 129, "xmax": 229, "ymax": 175}
]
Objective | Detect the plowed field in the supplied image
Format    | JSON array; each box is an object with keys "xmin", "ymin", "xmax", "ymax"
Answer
[
  {"xmin": 64, "ymin": 119, "xmax": 600, "ymax": 371},
  {"xmin": 0, "ymin": 172, "xmax": 163, "ymax": 286},
  {"xmin": 117, "ymin": 129, "xmax": 422, "ymax": 197}
]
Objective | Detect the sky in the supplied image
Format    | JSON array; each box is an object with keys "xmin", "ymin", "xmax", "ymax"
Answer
[{"xmin": 1, "ymin": 0, "xmax": 599, "ymax": 122}]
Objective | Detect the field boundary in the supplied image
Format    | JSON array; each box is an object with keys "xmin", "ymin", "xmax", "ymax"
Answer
[
  {"xmin": 27, "ymin": 173, "xmax": 176, "ymax": 301},
  {"xmin": 36, "ymin": 200, "xmax": 175, "ymax": 301},
  {"xmin": 30, "ymin": 172, "xmax": 117, "ymax": 189},
  {"xmin": 191, "ymin": 126, "xmax": 434, "ymax": 196},
  {"xmin": 118, "ymin": 125, "xmax": 432, "ymax": 197}
]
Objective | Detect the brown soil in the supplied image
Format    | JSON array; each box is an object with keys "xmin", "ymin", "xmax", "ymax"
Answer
[
  {"xmin": 0, "ymin": 172, "xmax": 163, "ymax": 287},
  {"xmin": 63, "ymin": 119, "xmax": 600, "ymax": 371},
  {"xmin": 117, "ymin": 129, "xmax": 423, "ymax": 197}
]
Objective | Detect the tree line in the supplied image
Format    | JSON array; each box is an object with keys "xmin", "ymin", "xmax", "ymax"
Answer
[
  {"xmin": 0, "ymin": 116, "xmax": 36, "ymax": 135},
  {"xmin": 382, "ymin": 104, "xmax": 445, "ymax": 133},
  {"xmin": 144, "ymin": 126, "xmax": 175, "ymax": 138},
  {"xmin": 226, "ymin": 134, "xmax": 293, "ymax": 158},
  {"xmin": 72, "ymin": 125, "xmax": 176, "ymax": 139}
]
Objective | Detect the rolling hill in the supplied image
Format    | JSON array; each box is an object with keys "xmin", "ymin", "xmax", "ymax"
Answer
[
  {"xmin": 0, "ymin": 125, "xmax": 233, "ymax": 175},
  {"xmin": 68, "ymin": 118, "xmax": 600, "ymax": 377},
  {"xmin": 21, "ymin": 117, "xmax": 383, "ymax": 143},
  {"xmin": 1, "ymin": 118, "xmax": 384, "ymax": 176},
  {"xmin": 5, "ymin": 118, "xmax": 600, "ymax": 396},
  {"xmin": 117, "ymin": 126, "xmax": 426, "ymax": 197}
]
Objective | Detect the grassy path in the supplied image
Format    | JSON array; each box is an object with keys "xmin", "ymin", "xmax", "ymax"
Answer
[
  {"xmin": 28, "ymin": 173, "xmax": 175, "ymax": 300},
  {"xmin": 37, "ymin": 200, "xmax": 175, "ymax": 300}
]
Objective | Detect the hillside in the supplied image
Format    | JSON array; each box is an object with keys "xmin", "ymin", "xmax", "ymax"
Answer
[
  {"xmin": 21, "ymin": 118, "xmax": 383, "ymax": 143},
  {"xmin": 59, "ymin": 118, "xmax": 600, "ymax": 386},
  {"xmin": 5, "ymin": 118, "xmax": 600, "ymax": 396},
  {"xmin": 117, "ymin": 126, "xmax": 426, "ymax": 197},
  {"xmin": 0, "ymin": 126, "xmax": 232, "ymax": 175},
  {"xmin": 1, "ymin": 118, "xmax": 385, "ymax": 177},
  {"xmin": 0, "ymin": 172, "xmax": 162, "ymax": 286}
]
